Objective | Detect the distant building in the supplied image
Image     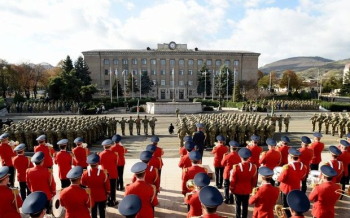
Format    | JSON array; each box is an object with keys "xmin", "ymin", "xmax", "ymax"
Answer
[
  {"xmin": 344, "ymin": 63, "xmax": 350, "ymax": 84},
  {"xmin": 82, "ymin": 42, "xmax": 260, "ymax": 100}
]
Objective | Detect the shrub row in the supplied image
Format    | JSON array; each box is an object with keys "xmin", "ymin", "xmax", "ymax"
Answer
[{"xmin": 319, "ymin": 102, "xmax": 350, "ymax": 112}]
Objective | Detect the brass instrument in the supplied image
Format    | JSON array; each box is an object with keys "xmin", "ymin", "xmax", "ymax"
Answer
[
  {"xmin": 335, "ymin": 188, "xmax": 350, "ymax": 198},
  {"xmin": 186, "ymin": 179, "xmax": 196, "ymax": 191},
  {"xmin": 274, "ymin": 204, "xmax": 288, "ymax": 218},
  {"xmin": 252, "ymin": 187, "xmax": 259, "ymax": 196}
]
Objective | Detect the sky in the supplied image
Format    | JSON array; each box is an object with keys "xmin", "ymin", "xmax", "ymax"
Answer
[{"xmin": 0, "ymin": 0, "xmax": 350, "ymax": 67}]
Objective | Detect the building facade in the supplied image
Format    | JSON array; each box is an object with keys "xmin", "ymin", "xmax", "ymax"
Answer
[{"xmin": 82, "ymin": 42, "xmax": 260, "ymax": 100}]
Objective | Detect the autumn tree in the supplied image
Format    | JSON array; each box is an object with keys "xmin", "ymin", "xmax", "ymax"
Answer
[
  {"xmin": 257, "ymin": 70, "xmax": 264, "ymax": 81},
  {"xmin": 258, "ymin": 71, "xmax": 277, "ymax": 90},
  {"xmin": 279, "ymin": 70, "xmax": 303, "ymax": 91}
]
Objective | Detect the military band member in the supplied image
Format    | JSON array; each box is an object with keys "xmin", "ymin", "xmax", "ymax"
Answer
[
  {"xmin": 192, "ymin": 123, "xmax": 206, "ymax": 160},
  {"xmin": 212, "ymin": 135, "xmax": 228, "ymax": 189},
  {"xmin": 81, "ymin": 153, "xmax": 110, "ymax": 218},
  {"xmin": 230, "ymin": 148, "xmax": 257, "ymax": 218},
  {"xmin": 12, "ymin": 143, "xmax": 33, "ymax": 200},
  {"xmin": 60, "ymin": 166, "xmax": 94, "ymax": 218},
  {"xmin": 309, "ymin": 132, "xmax": 325, "ymax": 171},
  {"xmin": 99, "ymin": 139, "xmax": 119, "ymax": 206},
  {"xmin": 337, "ymin": 139, "xmax": 350, "ymax": 199},
  {"xmin": 26, "ymin": 151, "xmax": 56, "ymax": 213},
  {"xmin": 179, "ymin": 141, "xmax": 195, "ymax": 170},
  {"xmin": 298, "ymin": 136, "xmax": 314, "ymax": 193},
  {"xmin": 125, "ymin": 162, "xmax": 158, "ymax": 218},
  {"xmin": 0, "ymin": 166, "xmax": 23, "ymax": 218},
  {"xmin": 198, "ymin": 186, "xmax": 225, "ymax": 218},
  {"xmin": 111, "ymin": 134, "xmax": 127, "ymax": 191},
  {"xmin": 247, "ymin": 135, "xmax": 263, "ymax": 167},
  {"xmin": 179, "ymin": 136, "xmax": 193, "ymax": 157},
  {"xmin": 150, "ymin": 136, "xmax": 164, "ymax": 178},
  {"xmin": 142, "ymin": 115, "xmax": 149, "ymax": 135},
  {"xmin": 259, "ymin": 138, "xmax": 281, "ymax": 185},
  {"xmin": 0, "ymin": 133, "xmax": 16, "ymax": 187},
  {"xmin": 309, "ymin": 165, "xmax": 341, "ymax": 218},
  {"xmin": 277, "ymin": 136, "xmax": 290, "ymax": 166},
  {"xmin": 118, "ymin": 194, "xmax": 142, "ymax": 218},
  {"xmin": 22, "ymin": 191, "xmax": 48, "ymax": 218},
  {"xmin": 72, "ymin": 137, "xmax": 90, "ymax": 169},
  {"xmin": 54, "ymin": 139, "xmax": 73, "ymax": 188},
  {"xmin": 34, "ymin": 135, "xmax": 55, "ymax": 169},
  {"xmin": 146, "ymin": 144, "xmax": 163, "ymax": 176},
  {"xmin": 136, "ymin": 151, "xmax": 160, "ymax": 193},
  {"xmin": 182, "ymin": 151, "xmax": 207, "ymax": 196},
  {"xmin": 221, "ymin": 140, "xmax": 241, "ymax": 204},
  {"xmin": 323, "ymin": 145, "xmax": 344, "ymax": 183},
  {"xmin": 286, "ymin": 190, "xmax": 310, "ymax": 218},
  {"xmin": 249, "ymin": 166, "xmax": 279, "ymax": 218}
]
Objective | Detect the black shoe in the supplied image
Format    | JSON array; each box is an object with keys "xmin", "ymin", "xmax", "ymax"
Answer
[
  {"xmin": 120, "ymin": 187, "xmax": 125, "ymax": 191},
  {"xmin": 224, "ymin": 199, "xmax": 229, "ymax": 204}
]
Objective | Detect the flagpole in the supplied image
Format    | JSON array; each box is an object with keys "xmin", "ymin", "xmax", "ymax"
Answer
[
  {"xmin": 172, "ymin": 68, "xmax": 175, "ymax": 102},
  {"xmin": 212, "ymin": 70, "xmax": 214, "ymax": 100},
  {"xmin": 204, "ymin": 70, "xmax": 206, "ymax": 99},
  {"xmin": 233, "ymin": 68, "xmax": 236, "ymax": 102},
  {"xmin": 123, "ymin": 70, "xmax": 126, "ymax": 102},
  {"xmin": 132, "ymin": 72, "xmax": 134, "ymax": 99},
  {"xmin": 139, "ymin": 70, "xmax": 142, "ymax": 99},
  {"xmin": 226, "ymin": 69, "xmax": 229, "ymax": 101},
  {"xmin": 115, "ymin": 69, "xmax": 119, "ymax": 102},
  {"xmin": 110, "ymin": 67, "xmax": 112, "ymax": 103}
]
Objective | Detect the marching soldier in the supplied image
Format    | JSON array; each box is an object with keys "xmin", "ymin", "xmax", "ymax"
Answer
[
  {"xmin": 323, "ymin": 145, "xmax": 344, "ymax": 183},
  {"xmin": 316, "ymin": 114, "xmax": 324, "ymax": 133},
  {"xmin": 0, "ymin": 166, "xmax": 23, "ymax": 218},
  {"xmin": 111, "ymin": 134, "xmax": 127, "ymax": 191},
  {"xmin": 175, "ymin": 108, "xmax": 180, "ymax": 118},
  {"xmin": 277, "ymin": 136, "xmax": 290, "ymax": 166},
  {"xmin": 298, "ymin": 136, "xmax": 314, "ymax": 193},
  {"xmin": 0, "ymin": 133, "xmax": 16, "ymax": 187},
  {"xmin": 149, "ymin": 116, "xmax": 158, "ymax": 135},
  {"xmin": 284, "ymin": 114, "xmax": 291, "ymax": 132},
  {"xmin": 135, "ymin": 116, "xmax": 142, "ymax": 135},
  {"xmin": 12, "ymin": 143, "xmax": 33, "ymax": 200},
  {"xmin": 182, "ymin": 151, "xmax": 207, "ymax": 196},
  {"xmin": 286, "ymin": 190, "xmax": 310, "ymax": 218},
  {"xmin": 278, "ymin": 114, "xmax": 283, "ymax": 132},
  {"xmin": 60, "ymin": 166, "xmax": 94, "ymax": 218},
  {"xmin": 54, "ymin": 139, "xmax": 73, "ymax": 188},
  {"xmin": 72, "ymin": 137, "xmax": 90, "ymax": 169},
  {"xmin": 310, "ymin": 113, "xmax": 317, "ymax": 132},
  {"xmin": 249, "ymin": 167, "xmax": 279, "ymax": 218},
  {"xmin": 192, "ymin": 123, "xmax": 206, "ymax": 159},
  {"xmin": 309, "ymin": 165, "xmax": 341, "ymax": 218},
  {"xmin": 337, "ymin": 139, "xmax": 350, "ymax": 199},
  {"xmin": 247, "ymin": 135, "xmax": 263, "ymax": 167},
  {"xmin": 118, "ymin": 194, "xmax": 142, "ymax": 218},
  {"xmin": 34, "ymin": 135, "xmax": 55, "ymax": 169},
  {"xmin": 309, "ymin": 132, "xmax": 325, "ymax": 170},
  {"xmin": 125, "ymin": 162, "xmax": 158, "ymax": 218},
  {"xmin": 142, "ymin": 115, "xmax": 149, "ymax": 135},
  {"xmin": 127, "ymin": 116, "xmax": 134, "ymax": 136},
  {"xmin": 198, "ymin": 186, "xmax": 225, "ymax": 218},
  {"xmin": 81, "ymin": 153, "xmax": 110, "ymax": 218},
  {"xmin": 119, "ymin": 117, "xmax": 126, "ymax": 136},
  {"xmin": 22, "ymin": 191, "xmax": 48, "ymax": 218},
  {"xmin": 136, "ymin": 151, "xmax": 160, "ymax": 193},
  {"xmin": 211, "ymin": 135, "xmax": 228, "ymax": 189},
  {"xmin": 259, "ymin": 138, "xmax": 281, "ymax": 185}
]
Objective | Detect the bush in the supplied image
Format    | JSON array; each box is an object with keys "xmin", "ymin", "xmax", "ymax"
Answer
[
  {"xmin": 130, "ymin": 106, "xmax": 145, "ymax": 112},
  {"xmin": 203, "ymin": 106, "xmax": 214, "ymax": 111},
  {"xmin": 13, "ymin": 93, "xmax": 26, "ymax": 103},
  {"xmin": 193, "ymin": 98, "xmax": 220, "ymax": 107},
  {"xmin": 319, "ymin": 102, "xmax": 350, "ymax": 112},
  {"xmin": 223, "ymin": 101, "xmax": 244, "ymax": 108}
]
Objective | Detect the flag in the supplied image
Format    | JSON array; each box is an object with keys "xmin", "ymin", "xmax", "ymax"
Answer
[{"xmin": 115, "ymin": 69, "xmax": 118, "ymax": 78}]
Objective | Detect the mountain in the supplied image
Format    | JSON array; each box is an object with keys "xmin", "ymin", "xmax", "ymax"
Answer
[{"xmin": 297, "ymin": 58, "xmax": 350, "ymax": 79}]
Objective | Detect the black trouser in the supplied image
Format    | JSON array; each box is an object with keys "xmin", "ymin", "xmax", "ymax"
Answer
[
  {"xmin": 117, "ymin": 165, "xmax": 125, "ymax": 190},
  {"xmin": 340, "ymin": 175, "xmax": 348, "ymax": 200},
  {"xmin": 46, "ymin": 200, "xmax": 51, "ymax": 214},
  {"xmin": 197, "ymin": 148, "xmax": 204, "ymax": 161},
  {"xmin": 223, "ymin": 179, "xmax": 234, "ymax": 204},
  {"xmin": 281, "ymin": 192, "xmax": 291, "ymax": 218},
  {"xmin": 214, "ymin": 167, "xmax": 224, "ymax": 188},
  {"xmin": 91, "ymin": 200, "xmax": 106, "ymax": 218},
  {"xmin": 19, "ymin": 181, "xmax": 31, "ymax": 201},
  {"xmin": 8, "ymin": 166, "xmax": 15, "ymax": 187},
  {"xmin": 310, "ymin": 164, "xmax": 319, "ymax": 171},
  {"xmin": 270, "ymin": 178, "xmax": 275, "ymax": 186},
  {"xmin": 234, "ymin": 194, "xmax": 249, "ymax": 218},
  {"xmin": 61, "ymin": 179, "xmax": 71, "ymax": 189},
  {"xmin": 109, "ymin": 178, "xmax": 117, "ymax": 203}
]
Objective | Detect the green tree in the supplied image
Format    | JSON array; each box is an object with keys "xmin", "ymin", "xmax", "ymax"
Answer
[
  {"xmin": 258, "ymin": 71, "xmax": 277, "ymax": 90},
  {"xmin": 112, "ymin": 79, "xmax": 124, "ymax": 97},
  {"xmin": 140, "ymin": 71, "xmax": 153, "ymax": 97},
  {"xmin": 126, "ymin": 73, "xmax": 139, "ymax": 94},
  {"xmin": 279, "ymin": 70, "xmax": 303, "ymax": 90},
  {"xmin": 80, "ymin": 84, "xmax": 97, "ymax": 102},
  {"xmin": 74, "ymin": 56, "xmax": 92, "ymax": 86},
  {"xmin": 340, "ymin": 68, "xmax": 350, "ymax": 96},
  {"xmin": 61, "ymin": 69, "xmax": 83, "ymax": 101},
  {"xmin": 215, "ymin": 65, "xmax": 233, "ymax": 99},
  {"xmin": 233, "ymin": 81, "xmax": 242, "ymax": 102},
  {"xmin": 62, "ymin": 55, "xmax": 74, "ymax": 75},
  {"xmin": 196, "ymin": 64, "xmax": 211, "ymax": 97},
  {"xmin": 48, "ymin": 76, "xmax": 64, "ymax": 100},
  {"xmin": 322, "ymin": 76, "xmax": 342, "ymax": 93}
]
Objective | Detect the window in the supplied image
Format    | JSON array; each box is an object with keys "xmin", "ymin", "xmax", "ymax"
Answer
[
  {"xmin": 113, "ymin": 59, "xmax": 118, "ymax": 65},
  {"xmin": 161, "ymin": 70, "xmax": 165, "ymax": 75},
  {"xmin": 170, "ymin": 59, "xmax": 175, "ymax": 65},
  {"xmin": 198, "ymin": 59, "xmax": 203, "ymax": 66},
  {"xmin": 207, "ymin": 59, "xmax": 212, "ymax": 66},
  {"xmin": 179, "ymin": 70, "xmax": 184, "ymax": 75},
  {"xmin": 105, "ymin": 80, "xmax": 109, "ymax": 86},
  {"xmin": 123, "ymin": 59, "xmax": 128, "ymax": 64},
  {"xmin": 225, "ymin": 60, "xmax": 230, "ymax": 66},
  {"xmin": 132, "ymin": 70, "xmax": 137, "ymax": 75},
  {"xmin": 104, "ymin": 69, "xmax": 109, "ymax": 75},
  {"xmin": 188, "ymin": 70, "xmax": 193, "ymax": 75},
  {"xmin": 179, "ymin": 81, "xmax": 184, "ymax": 86},
  {"xmin": 161, "ymin": 80, "xmax": 165, "ymax": 85},
  {"xmin": 151, "ymin": 59, "xmax": 156, "ymax": 65},
  {"xmin": 151, "ymin": 70, "xmax": 156, "ymax": 75},
  {"xmin": 179, "ymin": 59, "xmax": 184, "ymax": 65},
  {"xmin": 132, "ymin": 58, "xmax": 137, "ymax": 65},
  {"xmin": 216, "ymin": 60, "xmax": 221, "ymax": 66},
  {"xmin": 104, "ymin": 59, "xmax": 109, "ymax": 65},
  {"xmin": 153, "ymin": 80, "xmax": 156, "ymax": 85},
  {"xmin": 188, "ymin": 81, "xmax": 193, "ymax": 86},
  {"xmin": 188, "ymin": 59, "xmax": 194, "ymax": 65},
  {"xmin": 160, "ymin": 59, "xmax": 166, "ymax": 65},
  {"xmin": 189, "ymin": 90, "xmax": 193, "ymax": 95},
  {"xmin": 234, "ymin": 60, "xmax": 240, "ymax": 66},
  {"xmin": 171, "ymin": 70, "xmax": 174, "ymax": 75},
  {"xmin": 141, "ymin": 59, "xmax": 147, "ymax": 65},
  {"xmin": 170, "ymin": 81, "xmax": 174, "ymax": 86},
  {"xmin": 124, "ymin": 70, "xmax": 128, "ymax": 75}
]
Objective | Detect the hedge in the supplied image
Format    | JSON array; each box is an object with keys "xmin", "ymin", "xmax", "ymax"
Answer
[
  {"xmin": 130, "ymin": 106, "xmax": 145, "ymax": 112},
  {"xmin": 222, "ymin": 101, "xmax": 244, "ymax": 108},
  {"xmin": 193, "ymin": 98, "xmax": 220, "ymax": 107},
  {"xmin": 203, "ymin": 106, "xmax": 214, "ymax": 111},
  {"xmin": 319, "ymin": 102, "xmax": 350, "ymax": 112}
]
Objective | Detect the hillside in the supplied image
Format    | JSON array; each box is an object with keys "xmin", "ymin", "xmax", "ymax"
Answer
[{"xmin": 297, "ymin": 58, "xmax": 350, "ymax": 79}]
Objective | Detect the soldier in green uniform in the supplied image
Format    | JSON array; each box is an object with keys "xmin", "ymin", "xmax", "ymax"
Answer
[
  {"xmin": 127, "ymin": 116, "xmax": 134, "ymax": 135},
  {"xmin": 310, "ymin": 113, "xmax": 317, "ymax": 132},
  {"xmin": 175, "ymin": 108, "xmax": 180, "ymax": 118},
  {"xmin": 316, "ymin": 113, "xmax": 324, "ymax": 133},
  {"xmin": 278, "ymin": 114, "xmax": 283, "ymax": 132},
  {"xmin": 284, "ymin": 114, "xmax": 291, "ymax": 133},
  {"xmin": 324, "ymin": 114, "xmax": 331, "ymax": 134},
  {"xmin": 135, "ymin": 116, "xmax": 142, "ymax": 135},
  {"xmin": 119, "ymin": 117, "xmax": 126, "ymax": 136},
  {"xmin": 142, "ymin": 115, "xmax": 149, "ymax": 135},
  {"xmin": 149, "ymin": 116, "xmax": 157, "ymax": 135}
]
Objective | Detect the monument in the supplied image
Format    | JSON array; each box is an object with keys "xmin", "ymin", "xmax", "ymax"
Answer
[{"xmin": 146, "ymin": 102, "xmax": 202, "ymax": 114}]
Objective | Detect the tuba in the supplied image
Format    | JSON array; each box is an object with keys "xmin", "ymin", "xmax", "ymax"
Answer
[
  {"xmin": 186, "ymin": 179, "xmax": 196, "ymax": 191},
  {"xmin": 274, "ymin": 204, "xmax": 288, "ymax": 218}
]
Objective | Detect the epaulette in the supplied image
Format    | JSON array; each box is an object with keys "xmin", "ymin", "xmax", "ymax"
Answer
[{"xmin": 282, "ymin": 164, "xmax": 288, "ymax": 171}]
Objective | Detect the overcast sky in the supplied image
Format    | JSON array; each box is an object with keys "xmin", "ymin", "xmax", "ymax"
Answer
[{"xmin": 1, "ymin": 0, "xmax": 349, "ymax": 67}]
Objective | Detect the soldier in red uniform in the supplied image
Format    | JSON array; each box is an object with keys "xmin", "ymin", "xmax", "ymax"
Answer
[
  {"xmin": 72, "ymin": 137, "xmax": 90, "ymax": 169},
  {"xmin": 22, "ymin": 191, "xmax": 48, "ymax": 218},
  {"xmin": 125, "ymin": 162, "xmax": 158, "ymax": 218},
  {"xmin": 221, "ymin": 140, "xmax": 241, "ymax": 204},
  {"xmin": 298, "ymin": 136, "xmax": 314, "ymax": 193},
  {"xmin": 259, "ymin": 138, "xmax": 281, "ymax": 186},
  {"xmin": 276, "ymin": 136, "xmax": 290, "ymax": 166},
  {"xmin": 54, "ymin": 139, "xmax": 73, "ymax": 188},
  {"xmin": 34, "ymin": 135, "xmax": 55, "ymax": 169},
  {"xmin": 0, "ymin": 132, "xmax": 16, "ymax": 187},
  {"xmin": 278, "ymin": 147, "xmax": 307, "ymax": 218},
  {"xmin": 60, "ymin": 166, "xmax": 94, "ymax": 218},
  {"xmin": 26, "ymin": 151, "xmax": 56, "ymax": 213},
  {"xmin": 98, "ymin": 139, "xmax": 119, "ymax": 206},
  {"xmin": 179, "ymin": 141, "xmax": 195, "ymax": 170},
  {"xmin": 249, "ymin": 166, "xmax": 279, "ymax": 218},
  {"xmin": 134, "ymin": 151, "xmax": 160, "ymax": 193},
  {"xmin": 12, "ymin": 143, "xmax": 33, "ymax": 200},
  {"xmin": 0, "ymin": 166, "xmax": 23, "ymax": 218},
  {"xmin": 182, "ymin": 151, "xmax": 208, "ymax": 196},
  {"xmin": 309, "ymin": 132, "xmax": 324, "ymax": 170},
  {"xmin": 111, "ymin": 134, "xmax": 127, "ymax": 191},
  {"xmin": 179, "ymin": 136, "xmax": 193, "ymax": 157},
  {"xmin": 146, "ymin": 144, "xmax": 163, "ymax": 174},
  {"xmin": 286, "ymin": 190, "xmax": 310, "ymax": 218},
  {"xmin": 337, "ymin": 139, "xmax": 350, "ymax": 199},
  {"xmin": 212, "ymin": 135, "xmax": 228, "ymax": 189},
  {"xmin": 309, "ymin": 165, "xmax": 341, "ymax": 218},
  {"xmin": 81, "ymin": 153, "xmax": 110, "ymax": 218},
  {"xmin": 247, "ymin": 135, "xmax": 263, "ymax": 167},
  {"xmin": 150, "ymin": 136, "xmax": 164, "ymax": 178},
  {"xmin": 185, "ymin": 172, "xmax": 210, "ymax": 218},
  {"xmin": 230, "ymin": 148, "xmax": 257, "ymax": 218},
  {"xmin": 118, "ymin": 194, "xmax": 141, "ymax": 218},
  {"xmin": 199, "ymin": 186, "xmax": 225, "ymax": 218},
  {"xmin": 322, "ymin": 145, "xmax": 343, "ymax": 183}
]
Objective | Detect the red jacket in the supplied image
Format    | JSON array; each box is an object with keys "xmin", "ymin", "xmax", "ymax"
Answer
[
  {"xmin": 277, "ymin": 145, "xmax": 290, "ymax": 166},
  {"xmin": 211, "ymin": 144, "xmax": 228, "ymax": 167},
  {"xmin": 179, "ymin": 146, "xmax": 187, "ymax": 156},
  {"xmin": 26, "ymin": 165, "xmax": 56, "ymax": 200},
  {"xmin": 202, "ymin": 213, "xmax": 225, "ymax": 217},
  {"xmin": 309, "ymin": 141, "xmax": 324, "ymax": 165},
  {"xmin": 0, "ymin": 185, "xmax": 23, "ymax": 218},
  {"xmin": 298, "ymin": 147, "xmax": 314, "ymax": 173},
  {"xmin": 34, "ymin": 144, "xmax": 55, "ymax": 168},
  {"xmin": 132, "ymin": 164, "xmax": 160, "ymax": 192},
  {"xmin": 0, "ymin": 142, "xmax": 16, "ymax": 166},
  {"xmin": 309, "ymin": 181, "xmax": 341, "ymax": 218},
  {"xmin": 125, "ymin": 180, "xmax": 158, "ymax": 218},
  {"xmin": 247, "ymin": 144, "xmax": 263, "ymax": 166},
  {"xmin": 111, "ymin": 143, "xmax": 127, "ymax": 166},
  {"xmin": 72, "ymin": 146, "xmax": 90, "ymax": 168},
  {"xmin": 54, "ymin": 151, "xmax": 73, "ymax": 180},
  {"xmin": 148, "ymin": 156, "xmax": 162, "ymax": 170},
  {"xmin": 291, "ymin": 216, "xmax": 305, "ymax": 218},
  {"xmin": 12, "ymin": 155, "xmax": 33, "ymax": 182},
  {"xmin": 221, "ymin": 152, "xmax": 241, "ymax": 180},
  {"xmin": 230, "ymin": 161, "xmax": 257, "ymax": 195},
  {"xmin": 185, "ymin": 191, "xmax": 201, "ymax": 218},
  {"xmin": 337, "ymin": 150, "xmax": 350, "ymax": 176},
  {"xmin": 259, "ymin": 149, "xmax": 281, "ymax": 170},
  {"xmin": 278, "ymin": 162, "xmax": 307, "ymax": 194},
  {"xmin": 249, "ymin": 183, "xmax": 280, "ymax": 218},
  {"xmin": 81, "ymin": 167, "xmax": 110, "ymax": 202},
  {"xmin": 98, "ymin": 150, "xmax": 119, "ymax": 179},
  {"xmin": 60, "ymin": 184, "xmax": 93, "ymax": 218},
  {"xmin": 178, "ymin": 153, "xmax": 192, "ymax": 169},
  {"xmin": 323, "ymin": 160, "xmax": 343, "ymax": 183},
  {"xmin": 153, "ymin": 146, "xmax": 164, "ymax": 168},
  {"xmin": 182, "ymin": 165, "xmax": 207, "ymax": 195}
]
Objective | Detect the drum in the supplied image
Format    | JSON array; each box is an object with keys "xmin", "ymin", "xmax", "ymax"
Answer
[
  {"xmin": 272, "ymin": 166, "xmax": 282, "ymax": 181},
  {"xmin": 307, "ymin": 170, "xmax": 321, "ymax": 186},
  {"xmin": 51, "ymin": 191, "xmax": 66, "ymax": 218}
]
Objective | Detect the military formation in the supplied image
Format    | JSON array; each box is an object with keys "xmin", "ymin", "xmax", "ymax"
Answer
[
  {"xmin": 9, "ymin": 101, "xmax": 81, "ymax": 113},
  {"xmin": 310, "ymin": 112, "xmax": 350, "ymax": 137},
  {"xmin": 266, "ymin": 99, "xmax": 319, "ymax": 110},
  {"xmin": 0, "ymin": 115, "xmax": 158, "ymax": 151}
]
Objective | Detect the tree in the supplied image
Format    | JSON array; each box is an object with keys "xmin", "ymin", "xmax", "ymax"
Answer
[
  {"xmin": 257, "ymin": 70, "xmax": 264, "ymax": 81},
  {"xmin": 32, "ymin": 65, "xmax": 46, "ymax": 99},
  {"xmin": 62, "ymin": 55, "xmax": 74, "ymax": 75},
  {"xmin": 279, "ymin": 70, "xmax": 303, "ymax": 91},
  {"xmin": 80, "ymin": 84, "xmax": 97, "ymax": 102},
  {"xmin": 322, "ymin": 76, "xmax": 342, "ymax": 93},
  {"xmin": 140, "ymin": 71, "xmax": 153, "ymax": 97},
  {"xmin": 215, "ymin": 65, "xmax": 233, "ymax": 99},
  {"xmin": 112, "ymin": 79, "xmax": 124, "ymax": 97},
  {"xmin": 126, "ymin": 73, "xmax": 139, "ymax": 95},
  {"xmin": 48, "ymin": 76, "xmax": 64, "ymax": 100},
  {"xmin": 74, "ymin": 56, "xmax": 92, "ymax": 86},
  {"xmin": 340, "ymin": 68, "xmax": 350, "ymax": 96},
  {"xmin": 257, "ymin": 71, "xmax": 277, "ymax": 89},
  {"xmin": 196, "ymin": 64, "xmax": 211, "ymax": 97},
  {"xmin": 233, "ymin": 81, "xmax": 242, "ymax": 102},
  {"xmin": 61, "ymin": 69, "xmax": 83, "ymax": 101}
]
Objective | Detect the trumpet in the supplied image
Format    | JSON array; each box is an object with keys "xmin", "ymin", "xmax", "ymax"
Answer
[
  {"xmin": 186, "ymin": 179, "xmax": 196, "ymax": 191},
  {"xmin": 335, "ymin": 188, "xmax": 350, "ymax": 198},
  {"xmin": 274, "ymin": 204, "xmax": 288, "ymax": 218}
]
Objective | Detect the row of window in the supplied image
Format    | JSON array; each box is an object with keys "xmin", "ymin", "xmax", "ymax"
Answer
[
  {"xmin": 104, "ymin": 59, "xmax": 240, "ymax": 66},
  {"xmin": 104, "ymin": 69, "xmax": 228, "ymax": 76},
  {"xmin": 104, "ymin": 80, "xmax": 194, "ymax": 86}
]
